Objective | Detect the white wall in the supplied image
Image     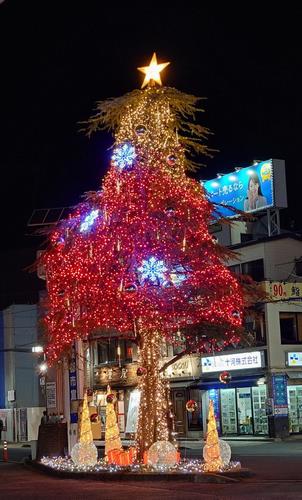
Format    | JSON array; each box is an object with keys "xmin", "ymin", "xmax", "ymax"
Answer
[{"xmin": 265, "ymin": 301, "xmax": 302, "ymax": 370}]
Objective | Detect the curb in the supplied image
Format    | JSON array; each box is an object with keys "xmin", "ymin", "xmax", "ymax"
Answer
[{"xmin": 25, "ymin": 459, "xmax": 254, "ymax": 484}]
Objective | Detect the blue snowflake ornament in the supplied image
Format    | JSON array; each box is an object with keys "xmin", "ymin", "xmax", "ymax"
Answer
[
  {"xmin": 112, "ymin": 143, "xmax": 136, "ymax": 170},
  {"xmin": 138, "ymin": 256, "xmax": 168, "ymax": 285},
  {"xmin": 80, "ymin": 209, "xmax": 99, "ymax": 233}
]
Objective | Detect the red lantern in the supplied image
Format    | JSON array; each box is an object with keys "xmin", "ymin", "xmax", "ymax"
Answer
[
  {"xmin": 219, "ymin": 371, "xmax": 232, "ymax": 384},
  {"xmin": 136, "ymin": 366, "xmax": 147, "ymax": 376},
  {"xmin": 106, "ymin": 393, "xmax": 115, "ymax": 403},
  {"xmin": 186, "ymin": 399, "xmax": 198, "ymax": 413}
]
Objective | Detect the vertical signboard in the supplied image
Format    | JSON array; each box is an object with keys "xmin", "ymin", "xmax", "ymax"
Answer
[
  {"xmin": 272, "ymin": 374, "xmax": 288, "ymax": 416},
  {"xmin": 46, "ymin": 382, "xmax": 57, "ymax": 409},
  {"xmin": 69, "ymin": 343, "xmax": 78, "ymax": 423}
]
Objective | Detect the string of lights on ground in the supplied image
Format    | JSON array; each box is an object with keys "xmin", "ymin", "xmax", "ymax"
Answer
[{"xmin": 40, "ymin": 456, "xmax": 242, "ymax": 475}]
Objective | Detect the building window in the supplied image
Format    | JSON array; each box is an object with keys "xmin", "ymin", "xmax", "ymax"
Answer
[
  {"xmin": 295, "ymin": 259, "xmax": 302, "ymax": 276},
  {"xmin": 280, "ymin": 312, "xmax": 302, "ymax": 344},
  {"xmin": 229, "ymin": 259, "xmax": 265, "ymax": 282},
  {"xmin": 229, "ymin": 264, "xmax": 240, "ymax": 275},
  {"xmin": 241, "ymin": 259, "xmax": 264, "ymax": 282},
  {"xmin": 245, "ymin": 314, "xmax": 266, "ymax": 345},
  {"xmin": 97, "ymin": 339, "xmax": 134, "ymax": 364}
]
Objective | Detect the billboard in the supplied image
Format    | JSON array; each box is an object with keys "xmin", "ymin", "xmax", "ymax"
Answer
[{"xmin": 202, "ymin": 159, "xmax": 287, "ymax": 218}]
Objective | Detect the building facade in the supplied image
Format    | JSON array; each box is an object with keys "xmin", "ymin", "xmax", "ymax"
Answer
[{"xmin": 0, "ymin": 304, "xmax": 44, "ymax": 441}]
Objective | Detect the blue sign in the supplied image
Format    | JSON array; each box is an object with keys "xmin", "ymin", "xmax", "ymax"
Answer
[
  {"xmin": 272, "ymin": 374, "xmax": 288, "ymax": 407},
  {"xmin": 69, "ymin": 343, "xmax": 78, "ymax": 424},
  {"xmin": 203, "ymin": 160, "xmax": 274, "ymax": 218}
]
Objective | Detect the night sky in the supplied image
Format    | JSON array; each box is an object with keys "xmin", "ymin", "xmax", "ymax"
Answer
[{"xmin": 0, "ymin": 3, "xmax": 301, "ymax": 305}]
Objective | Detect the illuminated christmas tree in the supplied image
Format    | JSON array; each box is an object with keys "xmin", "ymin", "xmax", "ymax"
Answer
[
  {"xmin": 41, "ymin": 54, "xmax": 245, "ymax": 459},
  {"xmin": 203, "ymin": 399, "xmax": 223, "ymax": 472},
  {"xmin": 105, "ymin": 389, "xmax": 122, "ymax": 460}
]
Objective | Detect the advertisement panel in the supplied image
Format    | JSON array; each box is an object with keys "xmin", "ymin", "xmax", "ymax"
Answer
[
  {"xmin": 264, "ymin": 281, "xmax": 302, "ymax": 302},
  {"xmin": 201, "ymin": 351, "xmax": 263, "ymax": 373},
  {"xmin": 203, "ymin": 159, "xmax": 276, "ymax": 218}
]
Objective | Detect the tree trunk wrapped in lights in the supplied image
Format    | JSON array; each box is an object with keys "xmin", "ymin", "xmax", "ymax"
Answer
[
  {"xmin": 136, "ymin": 330, "xmax": 169, "ymax": 457},
  {"xmin": 40, "ymin": 54, "xmax": 246, "ymax": 459}
]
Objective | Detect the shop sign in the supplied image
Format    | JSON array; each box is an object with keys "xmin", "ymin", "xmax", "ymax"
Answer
[
  {"xmin": 287, "ymin": 352, "xmax": 302, "ymax": 367},
  {"xmin": 163, "ymin": 355, "xmax": 202, "ymax": 379},
  {"xmin": 94, "ymin": 363, "xmax": 138, "ymax": 387},
  {"xmin": 201, "ymin": 351, "xmax": 263, "ymax": 373},
  {"xmin": 264, "ymin": 281, "xmax": 302, "ymax": 302},
  {"xmin": 69, "ymin": 343, "xmax": 78, "ymax": 424},
  {"xmin": 271, "ymin": 374, "xmax": 288, "ymax": 416},
  {"xmin": 46, "ymin": 382, "xmax": 57, "ymax": 409},
  {"xmin": 274, "ymin": 406, "xmax": 288, "ymax": 416}
]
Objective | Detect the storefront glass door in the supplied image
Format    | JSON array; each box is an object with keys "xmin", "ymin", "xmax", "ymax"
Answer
[
  {"xmin": 220, "ymin": 388, "xmax": 237, "ymax": 434},
  {"xmin": 287, "ymin": 385, "xmax": 302, "ymax": 433},
  {"xmin": 237, "ymin": 388, "xmax": 253, "ymax": 434},
  {"xmin": 252, "ymin": 385, "xmax": 268, "ymax": 434}
]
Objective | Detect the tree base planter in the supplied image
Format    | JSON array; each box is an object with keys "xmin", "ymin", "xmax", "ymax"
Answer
[{"xmin": 28, "ymin": 458, "xmax": 253, "ymax": 483}]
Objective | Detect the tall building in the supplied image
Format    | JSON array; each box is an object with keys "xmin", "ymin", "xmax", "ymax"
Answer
[{"xmin": 0, "ymin": 304, "xmax": 44, "ymax": 441}]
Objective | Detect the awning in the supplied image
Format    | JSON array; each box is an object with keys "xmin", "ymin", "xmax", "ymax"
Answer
[
  {"xmin": 287, "ymin": 371, "xmax": 302, "ymax": 379},
  {"xmin": 191, "ymin": 373, "xmax": 265, "ymax": 390},
  {"xmin": 168, "ymin": 380, "xmax": 196, "ymax": 388}
]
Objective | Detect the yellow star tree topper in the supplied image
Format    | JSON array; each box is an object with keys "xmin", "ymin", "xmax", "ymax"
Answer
[{"xmin": 138, "ymin": 52, "xmax": 170, "ymax": 88}]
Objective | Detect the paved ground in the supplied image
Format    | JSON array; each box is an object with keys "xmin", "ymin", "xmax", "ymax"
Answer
[{"xmin": 1, "ymin": 441, "xmax": 302, "ymax": 499}]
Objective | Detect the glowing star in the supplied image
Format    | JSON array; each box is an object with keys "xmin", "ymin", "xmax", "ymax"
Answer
[
  {"xmin": 138, "ymin": 256, "xmax": 168, "ymax": 285},
  {"xmin": 80, "ymin": 209, "xmax": 99, "ymax": 233},
  {"xmin": 112, "ymin": 143, "xmax": 136, "ymax": 170},
  {"xmin": 137, "ymin": 53, "xmax": 170, "ymax": 89}
]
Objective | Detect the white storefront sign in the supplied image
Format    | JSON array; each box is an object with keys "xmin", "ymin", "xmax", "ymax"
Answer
[
  {"xmin": 163, "ymin": 355, "xmax": 202, "ymax": 379},
  {"xmin": 287, "ymin": 352, "xmax": 302, "ymax": 367},
  {"xmin": 201, "ymin": 351, "xmax": 263, "ymax": 373}
]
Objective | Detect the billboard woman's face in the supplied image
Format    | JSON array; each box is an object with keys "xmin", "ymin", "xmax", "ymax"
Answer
[{"xmin": 249, "ymin": 178, "xmax": 259, "ymax": 195}]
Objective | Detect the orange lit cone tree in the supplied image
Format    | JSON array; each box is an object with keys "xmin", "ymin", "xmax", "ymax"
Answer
[{"xmin": 203, "ymin": 400, "xmax": 222, "ymax": 472}]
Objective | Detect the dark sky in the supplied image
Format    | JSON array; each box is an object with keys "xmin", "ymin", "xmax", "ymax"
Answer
[{"xmin": 0, "ymin": 2, "xmax": 301, "ymax": 252}]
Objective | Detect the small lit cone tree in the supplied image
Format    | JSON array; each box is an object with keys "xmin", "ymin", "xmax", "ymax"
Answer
[
  {"xmin": 78, "ymin": 391, "xmax": 94, "ymax": 444},
  {"xmin": 203, "ymin": 400, "xmax": 223, "ymax": 472},
  {"xmin": 71, "ymin": 391, "xmax": 98, "ymax": 466},
  {"xmin": 41, "ymin": 54, "xmax": 246, "ymax": 460},
  {"xmin": 105, "ymin": 388, "xmax": 122, "ymax": 460}
]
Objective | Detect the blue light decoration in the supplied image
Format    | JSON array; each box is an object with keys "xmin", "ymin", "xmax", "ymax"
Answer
[
  {"xmin": 80, "ymin": 209, "xmax": 99, "ymax": 233},
  {"xmin": 138, "ymin": 256, "xmax": 168, "ymax": 286},
  {"xmin": 112, "ymin": 142, "xmax": 136, "ymax": 170}
]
